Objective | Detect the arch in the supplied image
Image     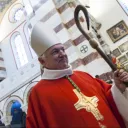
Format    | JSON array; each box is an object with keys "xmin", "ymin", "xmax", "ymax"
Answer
[
  {"xmin": 8, "ymin": 3, "xmax": 24, "ymax": 23},
  {"xmin": 3, "ymin": 95, "xmax": 23, "ymax": 117},
  {"xmin": 23, "ymin": 81, "xmax": 38, "ymax": 105},
  {"xmin": 0, "ymin": 0, "xmax": 17, "ymax": 24}
]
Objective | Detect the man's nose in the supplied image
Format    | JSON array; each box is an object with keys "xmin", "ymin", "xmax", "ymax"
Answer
[{"xmin": 59, "ymin": 50, "xmax": 65, "ymax": 57}]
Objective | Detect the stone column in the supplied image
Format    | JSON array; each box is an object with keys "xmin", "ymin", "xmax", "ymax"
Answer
[{"xmin": 53, "ymin": 0, "xmax": 88, "ymax": 70}]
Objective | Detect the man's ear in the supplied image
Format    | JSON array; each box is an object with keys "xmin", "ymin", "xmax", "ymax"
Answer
[{"xmin": 38, "ymin": 57, "xmax": 45, "ymax": 66}]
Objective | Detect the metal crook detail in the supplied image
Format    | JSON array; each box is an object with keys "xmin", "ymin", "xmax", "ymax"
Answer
[
  {"xmin": 74, "ymin": 4, "xmax": 128, "ymax": 86},
  {"xmin": 74, "ymin": 5, "xmax": 90, "ymax": 41},
  {"xmin": 74, "ymin": 4, "xmax": 116, "ymax": 71}
]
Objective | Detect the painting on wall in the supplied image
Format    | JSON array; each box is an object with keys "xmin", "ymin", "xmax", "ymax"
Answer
[
  {"xmin": 117, "ymin": 0, "xmax": 128, "ymax": 16},
  {"xmin": 118, "ymin": 55, "xmax": 127, "ymax": 64},
  {"xmin": 112, "ymin": 48, "xmax": 121, "ymax": 57},
  {"xmin": 119, "ymin": 41, "xmax": 128, "ymax": 53},
  {"xmin": 107, "ymin": 20, "xmax": 128, "ymax": 43}
]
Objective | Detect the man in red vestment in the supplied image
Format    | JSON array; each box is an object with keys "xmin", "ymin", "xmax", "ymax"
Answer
[{"xmin": 26, "ymin": 21, "xmax": 128, "ymax": 128}]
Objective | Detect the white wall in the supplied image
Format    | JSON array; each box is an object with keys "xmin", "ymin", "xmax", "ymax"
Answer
[
  {"xmin": 1, "ymin": 21, "xmax": 34, "ymax": 76},
  {"xmin": 88, "ymin": 0, "xmax": 128, "ymax": 49},
  {"xmin": 0, "ymin": 0, "xmax": 25, "ymax": 42},
  {"xmin": 0, "ymin": 58, "xmax": 40, "ymax": 100}
]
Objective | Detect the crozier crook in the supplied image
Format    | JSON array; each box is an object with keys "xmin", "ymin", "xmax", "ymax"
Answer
[{"xmin": 74, "ymin": 4, "xmax": 128, "ymax": 87}]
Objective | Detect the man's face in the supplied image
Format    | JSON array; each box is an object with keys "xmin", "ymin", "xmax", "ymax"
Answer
[{"xmin": 39, "ymin": 44, "xmax": 69, "ymax": 70}]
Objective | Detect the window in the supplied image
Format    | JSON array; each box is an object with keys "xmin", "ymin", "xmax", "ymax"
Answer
[
  {"xmin": 8, "ymin": 4, "xmax": 24, "ymax": 23},
  {"xmin": 11, "ymin": 33, "xmax": 28, "ymax": 69},
  {"xmin": 117, "ymin": 0, "xmax": 128, "ymax": 15},
  {"xmin": 14, "ymin": 8, "xmax": 24, "ymax": 22}
]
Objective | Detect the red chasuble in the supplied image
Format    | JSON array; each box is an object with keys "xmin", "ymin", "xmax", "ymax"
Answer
[{"xmin": 26, "ymin": 71, "xmax": 125, "ymax": 128}]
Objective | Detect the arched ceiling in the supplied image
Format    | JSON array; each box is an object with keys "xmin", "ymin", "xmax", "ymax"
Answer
[{"xmin": 0, "ymin": 0, "xmax": 17, "ymax": 23}]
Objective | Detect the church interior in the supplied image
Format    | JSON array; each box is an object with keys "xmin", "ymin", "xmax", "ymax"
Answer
[{"xmin": 0, "ymin": 0, "xmax": 128, "ymax": 127}]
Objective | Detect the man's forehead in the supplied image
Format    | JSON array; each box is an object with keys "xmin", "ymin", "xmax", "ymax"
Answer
[
  {"xmin": 45, "ymin": 44, "xmax": 64, "ymax": 54},
  {"xmin": 50, "ymin": 44, "xmax": 64, "ymax": 50}
]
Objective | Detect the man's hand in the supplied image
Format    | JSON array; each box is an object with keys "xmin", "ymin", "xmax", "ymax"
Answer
[{"xmin": 114, "ymin": 69, "xmax": 128, "ymax": 93}]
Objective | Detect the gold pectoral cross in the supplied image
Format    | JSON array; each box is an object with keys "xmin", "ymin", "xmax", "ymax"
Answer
[{"xmin": 73, "ymin": 89, "xmax": 107, "ymax": 128}]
